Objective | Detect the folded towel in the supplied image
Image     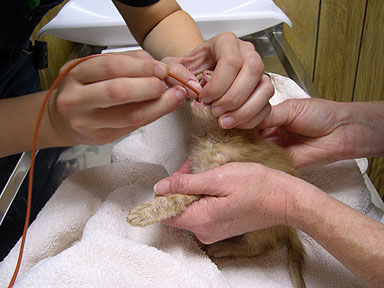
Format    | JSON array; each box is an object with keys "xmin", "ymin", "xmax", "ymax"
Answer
[
  {"xmin": 0, "ymin": 74, "xmax": 371, "ymax": 287},
  {"xmin": 111, "ymin": 104, "xmax": 196, "ymax": 175}
]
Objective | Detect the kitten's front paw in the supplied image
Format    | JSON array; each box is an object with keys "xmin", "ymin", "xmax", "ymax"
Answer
[
  {"xmin": 126, "ymin": 203, "xmax": 157, "ymax": 227},
  {"xmin": 126, "ymin": 194, "xmax": 199, "ymax": 227}
]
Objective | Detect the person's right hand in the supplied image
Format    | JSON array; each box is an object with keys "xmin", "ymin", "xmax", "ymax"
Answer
[
  {"xmin": 155, "ymin": 161, "xmax": 300, "ymax": 244},
  {"xmin": 258, "ymin": 98, "xmax": 353, "ymax": 169},
  {"xmin": 47, "ymin": 50, "xmax": 188, "ymax": 147}
]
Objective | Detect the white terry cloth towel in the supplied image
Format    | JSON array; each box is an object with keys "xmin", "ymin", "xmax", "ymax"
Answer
[
  {"xmin": 0, "ymin": 163, "xmax": 229, "ymax": 288},
  {"xmin": 0, "ymin": 160, "xmax": 371, "ymax": 288},
  {"xmin": 0, "ymin": 161, "xmax": 371, "ymax": 288},
  {"xmin": 0, "ymin": 74, "xmax": 374, "ymax": 287},
  {"xmin": 111, "ymin": 101, "xmax": 197, "ymax": 175}
]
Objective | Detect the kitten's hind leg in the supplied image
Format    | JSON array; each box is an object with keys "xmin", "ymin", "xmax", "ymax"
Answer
[
  {"xmin": 127, "ymin": 194, "xmax": 200, "ymax": 227},
  {"xmin": 206, "ymin": 229, "xmax": 278, "ymax": 258}
]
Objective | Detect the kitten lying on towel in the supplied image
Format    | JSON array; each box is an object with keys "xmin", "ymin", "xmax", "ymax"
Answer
[{"xmin": 126, "ymin": 71, "xmax": 306, "ymax": 288}]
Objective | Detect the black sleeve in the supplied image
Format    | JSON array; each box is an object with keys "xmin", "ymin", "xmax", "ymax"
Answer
[{"xmin": 115, "ymin": 0, "xmax": 160, "ymax": 7}]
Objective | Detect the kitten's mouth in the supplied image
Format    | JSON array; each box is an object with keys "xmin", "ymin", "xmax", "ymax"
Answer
[{"xmin": 192, "ymin": 99, "xmax": 208, "ymax": 107}]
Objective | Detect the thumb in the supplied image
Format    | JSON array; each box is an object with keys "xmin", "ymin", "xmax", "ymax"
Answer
[
  {"xmin": 154, "ymin": 171, "xmax": 220, "ymax": 196},
  {"xmin": 258, "ymin": 99, "xmax": 297, "ymax": 129}
]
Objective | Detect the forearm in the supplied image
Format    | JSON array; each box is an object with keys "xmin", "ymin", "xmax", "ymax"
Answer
[
  {"xmin": 339, "ymin": 101, "xmax": 384, "ymax": 159},
  {"xmin": 287, "ymin": 182, "xmax": 384, "ymax": 287},
  {"xmin": 143, "ymin": 10, "xmax": 203, "ymax": 59},
  {"xmin": 113, "ymin": 0, "xmax": 203, "ymax": 59},
  {"xmin": 0, "ymin": 92, "xmax": 64, "ymax": 157}
]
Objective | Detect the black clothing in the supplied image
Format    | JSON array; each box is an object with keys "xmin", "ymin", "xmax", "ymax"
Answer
[
  {"xmin": 115, "ymin": 0, "xmax": 159, "ymax": 7},
  {"xmin": 0, "ymin": 0, "xmax": 64, "ymax": 97},
  {"xmin": 1, "ymin": 0, "xmax": 64, "ymax": 50}
]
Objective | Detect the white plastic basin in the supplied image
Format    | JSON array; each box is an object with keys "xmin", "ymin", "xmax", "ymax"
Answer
[{"xmin": 39, "ymin": 0, "xmax": 291, "ymax": 47}]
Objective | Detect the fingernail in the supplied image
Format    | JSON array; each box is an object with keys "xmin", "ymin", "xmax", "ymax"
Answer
[
  {"xmin": 187, "ymin": 80, "xmax": 202, "ymax": 95},
  {"xmin": 212, "ymin": 106, "xmax": 225, "ymax": 116},
  {"xmin": 154, "ymin": 179, "xmax": 170, "ymax": 195},
  {"xmin": 220, "ymin": 116, "xmax": 235, "ymax": 129},
  {"xmin": 154, "ymin": 63, "xmax": 167, "ymax": 78},
  {"xmin": 175, "ymin": 87, "xmax": 186, "ymax": 102}
]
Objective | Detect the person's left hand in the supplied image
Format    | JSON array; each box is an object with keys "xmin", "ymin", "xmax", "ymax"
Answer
[
  {"xmin": 154, "ymin": 161, "xmax": 301, "ymax": 244},
  {"xmin": 162, "ymin": 32, "xmax": 274, "ymax": 129}
]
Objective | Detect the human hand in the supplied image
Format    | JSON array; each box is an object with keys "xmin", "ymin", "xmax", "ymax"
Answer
[
  {"xmin": 259, "ymin": 98, "xmax": 352, "ymax": 169},
  {"xmin": 154, "ymin": 162, "xmax": 297, "ymax": 244},
  {"xmin": 162, "ymin": 32, "xmax": 274, "ymax": 129},
  {"xmin": 47, "ymin": 50, "xmax": 187, "ymax": 147}
]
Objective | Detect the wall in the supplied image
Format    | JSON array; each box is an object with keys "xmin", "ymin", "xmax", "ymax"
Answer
[{"xmin": 274, "ymin": 0, "xmax": 384, "ymax": 198}]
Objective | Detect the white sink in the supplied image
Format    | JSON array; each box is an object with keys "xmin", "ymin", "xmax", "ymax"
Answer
[{"xmin": 39, "ymin": 0, "xmax": 291, "ymax": 47}]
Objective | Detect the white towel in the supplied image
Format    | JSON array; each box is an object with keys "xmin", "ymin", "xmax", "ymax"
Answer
[
  {"xmin": 0, "ymin": 163, "xmax": 230, "ymax": 288},
  {"xmin": 112, "ymin": 103, "xmax": 196, "ymax": 175},
  {"xmin": 0, "ymin": 74, "xmax": 372, "ymax": 287}
]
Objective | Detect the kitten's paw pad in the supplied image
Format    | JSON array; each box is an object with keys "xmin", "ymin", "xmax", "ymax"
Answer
[
  {"xmin": 205, "ymin": 241, "xmax": 238, "ymax": 258},
  {"xmin": 126, "ymin": 203, "xmax": 156, "ymax": 227}
]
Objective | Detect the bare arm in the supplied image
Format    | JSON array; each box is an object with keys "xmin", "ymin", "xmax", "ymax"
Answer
[
  {"xmin": 287, "ymin": 181, "xmax": 384, "ymax": 288},
  {"xmin": 0, "ymin": 92, "xmax": 56, "ymax": 157},
  {"xmin": 338, "ymin": 101, "xmax": 384, "ymax": 159},
  {"xmin": 112, "ymin": 0, "xmax": 203, "ymax": 58}
]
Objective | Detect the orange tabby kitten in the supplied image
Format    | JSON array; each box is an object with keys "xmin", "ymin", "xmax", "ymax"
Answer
[{"xmin": 126, "ymin": 71, "xmax": 306, "ymax": 288}]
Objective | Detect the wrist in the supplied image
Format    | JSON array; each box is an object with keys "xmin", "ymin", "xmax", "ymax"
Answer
[
  {"xmin": 337, "ymin": 101, "xmax": 384, "ymax": 159},
  {"xmin": 284, "ymin": 177, "xmax": 329, "ymax": 231},
  {"xmin": 0, "ymin": 91, "xmax": 70, "ymax": 157},
  {"xmin": 40, "ymin": 89, "xmax": 74, "ymax": 149}
]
